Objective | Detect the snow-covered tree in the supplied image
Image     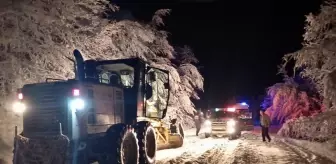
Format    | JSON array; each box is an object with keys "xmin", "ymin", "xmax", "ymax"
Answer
[
  {"xmin": 276, "ymin": 0, "xmax": 336, "ymax": 142},
  {"xmin": 263, "ymin": 74, "xmax": 323, "ymax": 124},
  {"xmin": 282, "ymin": 0, "xmax": 336, "ymax": 110},
  {"xmin": 0, "ymin": 1, "xmax": 204, "ymax": 163},
  {"xmin": 173, "ymin": 45, "xmax": 199, "ymax": 66}
]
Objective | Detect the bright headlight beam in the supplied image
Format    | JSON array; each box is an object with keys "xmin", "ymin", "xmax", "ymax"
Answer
[
  {"xmin": 205, "ymin": 120, "xmax": 211, "ymax": 126},
  {"xmin": 70, "ymin": 98, "xmax": 85, "ymax": 110},
  {"xmin": 227, "ymin": 119, "xmax": 236, "ymax": 127},
  {"xmin": 13, "ymin": 102, "xmax": 26, "ymax": 114},
  {"xmin": 228, "ymin": 127, "xmax": 235, "ymax": 134}
]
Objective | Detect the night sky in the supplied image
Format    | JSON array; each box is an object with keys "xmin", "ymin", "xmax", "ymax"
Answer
[{"xmin": 114, "ymin": 0, "xmax": 323, "ymax": 108}]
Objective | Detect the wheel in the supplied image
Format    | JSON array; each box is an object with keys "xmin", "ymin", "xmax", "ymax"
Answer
[
  {"xmin": 205, "ymin": 133, "xmax": 211, "ymax": 138},
  {"xmin": 101, "ymin": 124, "xmax": 139, "ymax": 164},
  {"xmin": 136, "ymin": 121, "xmax": 157, "ymax": 164},
  {"xmin": 237, "ymin": 131, "xmax": 242, "ymax": 137},
  {"xmin": 178, "ymin": 123, "xmax": 185, "ymax": 139},
  {"xmin": 228, "ymin": 135, "xmax": 234, "ymax": 140}
]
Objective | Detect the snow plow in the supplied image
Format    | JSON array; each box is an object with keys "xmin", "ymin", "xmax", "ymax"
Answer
[{"xmin": 12, "ymin": 49, "xmax": 184, "ymax": 164}]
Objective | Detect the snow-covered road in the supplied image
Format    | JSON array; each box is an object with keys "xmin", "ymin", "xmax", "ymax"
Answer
[{"xmin": 156, "ymin": 129, "xmax": 335, "ymax": 164}]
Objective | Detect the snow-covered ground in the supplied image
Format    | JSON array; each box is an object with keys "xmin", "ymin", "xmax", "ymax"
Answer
[{"xmin": 156, "ymin": 128, "xmax": 335, "ymax": 164}]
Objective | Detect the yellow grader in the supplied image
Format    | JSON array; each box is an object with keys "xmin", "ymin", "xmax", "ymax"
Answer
[{"xmin": 12, "ymin": 49, "xmax": 184, "ymax": 164}]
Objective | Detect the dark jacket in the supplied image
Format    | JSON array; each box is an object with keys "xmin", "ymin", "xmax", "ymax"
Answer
[{"xmin": 194, "ymin": 115, "xmax": 201, "ymax": 124}]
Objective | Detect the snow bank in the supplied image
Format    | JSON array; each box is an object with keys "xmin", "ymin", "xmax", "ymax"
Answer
[
  {"xmin": 278, "ymin": 111, "xmax": 336, "ymax": 142},
  {"xmin": 275, "ymin": 2, "xmax": 336, "ymax": 161},
  {"xmin": 0, "ymin": 0, "xmax": 203, "ymax": 163},
  {"xmin": 282, "ymin": 137, "xmax": 336, "ymax": 163},
  {"xmin": 278, "ymin": 110, "xmax": 336, "ymax": 161}
]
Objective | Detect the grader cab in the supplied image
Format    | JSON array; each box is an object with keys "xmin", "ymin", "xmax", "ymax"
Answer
[{"xmin": 12, "ymin": 49, "xmax": 184, "ymax": 164}]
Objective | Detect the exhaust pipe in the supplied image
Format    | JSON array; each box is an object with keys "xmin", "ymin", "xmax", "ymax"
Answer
[{"xmin": 73, "ymin": 49, "xmax": 85, "ymax": 81}]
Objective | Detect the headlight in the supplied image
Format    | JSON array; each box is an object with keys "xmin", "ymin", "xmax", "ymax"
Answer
[
  {"xmin": 70, "ymin": 98, "xmax": 85, "ymax": 110},
  {"xmin": 227, "ymin": 119, "xmax": 236, "ymax": 127},
  {"xmin": 228, "ymin": 127, "xmax": 235, "ymax": 134},
  {"xmin": 204, "ymin": 120, "xmax": 211, "ymax": 126},
  {"xmin": 13, "ymin": 102, "xmax": 26, "ymax": 114}
]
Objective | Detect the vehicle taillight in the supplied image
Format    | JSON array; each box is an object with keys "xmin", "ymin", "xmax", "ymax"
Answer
[
  {"xmin": 73, "ymin": 89, "xmax": 80, "ymax": 96},
  {"xmin": 18, "ymin": 93, "xmax": 23, "ymax": 100}
]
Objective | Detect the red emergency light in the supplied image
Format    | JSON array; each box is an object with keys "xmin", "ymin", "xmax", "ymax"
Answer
[{"xmin": 227, "ymin": 107, "xmax": 236, "ymax": 112}]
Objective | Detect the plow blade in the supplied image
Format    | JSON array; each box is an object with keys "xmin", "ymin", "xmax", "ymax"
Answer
[
  {"xmin": 13, "ymin": 135, "xmax": 69, "ymax": 164},
  {"xmin": 157, "ymin": 134, "xmax": 183, "ymax": 150}
]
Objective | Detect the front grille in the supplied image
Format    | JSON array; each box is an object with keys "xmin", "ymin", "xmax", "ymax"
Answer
[
  {"xmin": 212, "ymin": 122, "xmax": 227, "ymax": 126},
  {"xmin": 22, "ymin": 83, "xmax": 69, "ymax": 136},
  {"xmin": 240, "ymin": 119, "xmax": 253, "ymax": 125}
]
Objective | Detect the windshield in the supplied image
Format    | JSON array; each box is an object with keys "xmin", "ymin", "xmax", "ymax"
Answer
[
  {"xmin": 211, "ymin": 111, "xmax": 238, "ymax": 119},
  {"xmin": 95, "ymin": 63, "xmax": 134, "ymax": 88},
  {"xmin": 238, "ymin": 110, "xmax": 252, "ymax": 119}
]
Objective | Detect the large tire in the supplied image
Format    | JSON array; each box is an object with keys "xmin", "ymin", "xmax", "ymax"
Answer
[
  {"xmin": 136, "ymin": 121, "xmax": 157, "ymax": 164},
  {"xmin": 101, "ymin": 124, "xmax": 139, "ymax": 164},
  {"xmin": 228, "ymin": 135, "xmax": 234, "ymax": 140},
  {"xmin": 237, "ymin": 130, "xmax": 242, "ymax": 137}
]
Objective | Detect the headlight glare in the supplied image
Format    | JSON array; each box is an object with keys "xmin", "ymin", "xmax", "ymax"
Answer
[
  {"xmin": 13, "ymin": 102, "xmax": 26, "ymax": 114},
  {"xmin": 227, "ymin": 119, "xmax": 236, "ymax": 127},
  {"xmin": 228, "ymin": 127, "xmax": 235, "ymax": 134},
  {"xmin": 205, "ymin": 120, "xmax": 211, "ymax": 126},
  {"xmin": 70, "ymin": 98, "xmax": 85, "ymax": 110}
]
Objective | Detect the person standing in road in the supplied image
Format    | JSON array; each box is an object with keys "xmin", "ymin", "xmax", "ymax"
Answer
[
  {"xmin": 199, "ymin": 111, "xmax": 205, "ymax": 124},
  {"xmin": 260, "ymin": 110, "xmax": 271, "ymax": 142},
  {"xmin": 194, "ymin": 111, "xmax": 202, "ymax": 136}
]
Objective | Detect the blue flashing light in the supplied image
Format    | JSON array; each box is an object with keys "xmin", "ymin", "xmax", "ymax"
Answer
[{"xmin": 241, "ymin": 102, "xmax": 248, "ymax": 106}]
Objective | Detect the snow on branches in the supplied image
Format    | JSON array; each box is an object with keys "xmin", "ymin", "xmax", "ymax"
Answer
[
  {"xmin": 173, "ymin": 45, "xmax": 199, "ymax": 65},
  {"xmin": 263, "ymin": 77, "xmax": 323, "ymax": 124},
  {"xmin": 277, "ymin": 1, "xmax": 336, "ymax": 141},
  {"xmin": 282, "ymin": 1, "xmax": 336, "ymax": 110},
  {"xmin": 152, "ymin": 9, "xmax": 171, "ymax": 27}
]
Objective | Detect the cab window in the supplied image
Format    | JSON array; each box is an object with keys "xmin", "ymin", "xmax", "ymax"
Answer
[{"xmin": 95, "ymin": 63, "xmax": 134, "ymax": 88}]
